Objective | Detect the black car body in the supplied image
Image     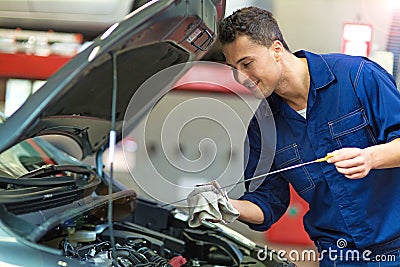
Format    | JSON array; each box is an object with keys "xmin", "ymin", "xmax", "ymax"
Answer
[{"xmin": 0, "ymin": 0, "xmax": 294, "ymax": 266}]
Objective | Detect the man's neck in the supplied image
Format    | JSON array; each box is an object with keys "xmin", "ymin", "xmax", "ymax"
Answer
[{"xmin": 276, "ymin": 54, "xmax": 310, "ymax": 111}]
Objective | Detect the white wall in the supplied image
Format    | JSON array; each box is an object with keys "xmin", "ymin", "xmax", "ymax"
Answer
[
  {"xmin": 273, "ymin": 0, "xmax": 393, "ymax": 54},
  {"xmin": 225, "ymin": 0, "xmax": 394, "ymax": 55}
]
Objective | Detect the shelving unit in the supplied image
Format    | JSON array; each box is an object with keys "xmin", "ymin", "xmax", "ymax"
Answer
[
  {"xmin": 0, "ymin": 28, "xmax": 82, "ymax": 79},
  {"xmin": 0, "ymin": 53, "xmax": 71, "ymax": 80}
]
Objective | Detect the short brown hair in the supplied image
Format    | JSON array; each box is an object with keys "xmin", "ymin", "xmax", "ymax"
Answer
[{"xmin": 218, "ymin": 7, "xmax": 290, "ymax": 51}]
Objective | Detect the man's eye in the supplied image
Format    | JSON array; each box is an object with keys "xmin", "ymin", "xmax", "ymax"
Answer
[{"xmin": 243, "ymin": 62, "xmax": 252, "ymax": 67}]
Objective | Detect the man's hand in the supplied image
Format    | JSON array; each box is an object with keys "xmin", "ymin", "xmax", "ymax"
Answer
[
  {"xmin": 327, "ymin": 139, "xmax": 400, "ymax": 179},
  {"xmin": 187, "ymin": 180, "xmax": 240, "ymax": 228},
  {"xmin": 327, "ymin": 148, "xmax": 373, "ymax": 179}
]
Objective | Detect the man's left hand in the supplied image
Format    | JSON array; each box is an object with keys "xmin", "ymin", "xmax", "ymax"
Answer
[{"xmin": 327, "ymin": 148, "xmax": 373, "ymax": 179}]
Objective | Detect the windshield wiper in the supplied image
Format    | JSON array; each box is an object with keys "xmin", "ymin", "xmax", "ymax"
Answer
[
  {"xmin": 19, "ymin": 164, "xmax": 96, "ymax": 179},
  {"xmin": 3, "ymin": 164, "xmax": 96, "ymax": 188},
  {"xmin": 0, "ymin": 176, "xmax": 75, "ymax": 187}
]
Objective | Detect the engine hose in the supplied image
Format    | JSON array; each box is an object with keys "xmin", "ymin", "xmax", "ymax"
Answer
[
  {"xmin": 136, "ymin": 247, "xmax": 172, "ymax": 267},
  {"xmin": 113, "ymin": 249, "xmax": 144, "ymax": 265},
  {"xmin": 111, "ymin": 249, "xmax": 131, "ymax": 266},
  {"xmin": 129, "ymin": 249, "xmax": 149, "ymax": 264}
]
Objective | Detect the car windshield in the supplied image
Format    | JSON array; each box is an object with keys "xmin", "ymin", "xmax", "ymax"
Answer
[{"xmin": 0, "ymin": 136, "xmax": 85, "ymax": 178}]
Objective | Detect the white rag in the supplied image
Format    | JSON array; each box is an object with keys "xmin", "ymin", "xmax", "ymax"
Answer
[{"xmin": 187, "ymin": 180, "xmax": 240, "ymax": 228}]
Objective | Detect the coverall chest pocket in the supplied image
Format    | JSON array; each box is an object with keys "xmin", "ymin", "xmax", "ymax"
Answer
[
  {"xmin": 275, "ymin": 144, "xmax": 315, "ymax": 194},
  {"xmin": 328, "ymin": 108, "xmax": 377, "ymax": 148}
]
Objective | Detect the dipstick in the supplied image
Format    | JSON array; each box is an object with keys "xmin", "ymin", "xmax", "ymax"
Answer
[{"xmin": 161, "ymin": 154, "xmax": 334, "ymax": 207}]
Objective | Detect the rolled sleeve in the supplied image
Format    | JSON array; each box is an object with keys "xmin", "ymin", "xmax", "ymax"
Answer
[{"xmin": 354, "ymin": 60, "xmax": 400, "ymax": 143}]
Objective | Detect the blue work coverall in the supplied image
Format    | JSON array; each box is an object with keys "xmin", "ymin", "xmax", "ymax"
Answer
[{"xmin": 242, "ymin": 50, "xmax": 400, "ymax": 264}]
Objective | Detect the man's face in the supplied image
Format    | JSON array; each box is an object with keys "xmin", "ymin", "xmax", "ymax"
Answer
[{"xmin": 222, "ymin": 35, "xmax": 282, "ymax": 98}]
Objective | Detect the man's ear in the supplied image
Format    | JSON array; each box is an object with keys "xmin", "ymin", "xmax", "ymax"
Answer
[
  {"xmin": 272, "ymin": 40, "xmax": 284, "ymax": 59},
  {"xmin": 273, "ymin": 40, "xmax": 284, "ymax": 52}
]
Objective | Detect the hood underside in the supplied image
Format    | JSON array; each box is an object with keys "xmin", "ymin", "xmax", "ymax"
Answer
[{"xmin": 0, "ymin": 0, "xmax": 224, "ymax": 159}]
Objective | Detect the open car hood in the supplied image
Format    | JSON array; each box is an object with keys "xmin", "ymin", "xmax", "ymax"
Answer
[{"xmin": 0, "ymin": 0, "xmax": 224, "ymax": 159}]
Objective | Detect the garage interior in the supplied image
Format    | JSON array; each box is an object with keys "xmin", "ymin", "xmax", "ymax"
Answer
[{"xmin": 1, "ymin": 1, "xmax": 399, "ymax": 266}]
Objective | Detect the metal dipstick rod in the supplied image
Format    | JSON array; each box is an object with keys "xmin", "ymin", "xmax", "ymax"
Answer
[
  {"xmin": 221, "ymin": 154, "xmax": 333, "ymax": 190},
  {"xmin": 161, "ymin": 154, "xmax": 334, "ymax": 207}
]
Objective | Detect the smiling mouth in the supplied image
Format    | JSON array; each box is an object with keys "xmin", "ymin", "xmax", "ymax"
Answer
[
  {"xmin": 243, "ymin": 79, "xmax": 258, "ymax": 90},
  {"xmin": 230, "ymin": 68, "xmax": 261, "ymax": 91}
]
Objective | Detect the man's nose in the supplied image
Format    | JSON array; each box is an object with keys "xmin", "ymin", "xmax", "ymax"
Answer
[{"xmin": 232, "ymin": 68, "xmax": 256, "ymax": 89}]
